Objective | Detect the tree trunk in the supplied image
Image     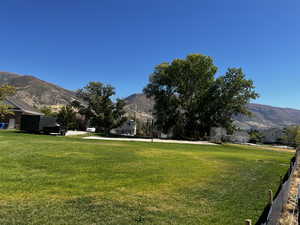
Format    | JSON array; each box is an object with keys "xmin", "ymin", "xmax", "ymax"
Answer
[{"xmin": 104, "ymin": 127, "xmax": 110, "ymax": 136}]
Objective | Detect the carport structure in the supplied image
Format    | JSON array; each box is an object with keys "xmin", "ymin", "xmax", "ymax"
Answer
[{"xmin": 3, "ymin": 97, "xmax": 44, "ymax": 129}]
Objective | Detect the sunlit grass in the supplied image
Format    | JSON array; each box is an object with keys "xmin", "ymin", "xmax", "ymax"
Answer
[{"xmin": 0, "ymin": 130, "xmax": 293, "ymax": 225}]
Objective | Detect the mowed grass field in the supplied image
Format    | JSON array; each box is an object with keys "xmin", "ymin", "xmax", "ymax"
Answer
[{"xmin": 0, "ymin": 131, "xmax": 293, "ymax": 225}]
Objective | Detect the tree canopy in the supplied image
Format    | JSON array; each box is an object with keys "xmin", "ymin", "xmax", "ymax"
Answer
[
  {"xmin": 144, "ymin": 54, "xmax": 259, "ymax": 139},
  {"xmin": 281, "ymin": 125, "xmax": 300, "ymax": 147},
  {"xmin": 57, "ymin": 105, "xmax": 77, "ymax": 130},
  {"xmin": 76, "ymin": 82, "xmax": 127, "ymax": 134},
  {"xmin": 0, "ymin": 85, "xmax": 16, "ymax": 120},
  {"xmin": 40, "ymin": 106, "xmax": 57, "ymax": 117},
  {"xmin": 248, "ymin": 129, "xmax": 264, "ymax": 144}
]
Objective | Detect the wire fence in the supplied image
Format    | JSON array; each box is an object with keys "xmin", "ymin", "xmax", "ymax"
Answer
[{"xmin": 249, "ymin": 150, "xmax": 299, "ymax": 225}]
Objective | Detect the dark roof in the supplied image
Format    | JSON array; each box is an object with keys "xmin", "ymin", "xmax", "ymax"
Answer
[{"xmin": 4, "ymin": 97, "xmax": 44, "ymax": 115}]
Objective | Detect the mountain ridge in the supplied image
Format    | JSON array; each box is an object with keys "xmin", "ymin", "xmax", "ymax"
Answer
[
  {"xmin": 1, "ymin": 72, "xmax": 300, "ymax": 130},
  {"xmin": 125, "ymin": 93, "xmax": 300, "ymax": 130},
  {"xmin": 0, "ymin": 72, "xmax": 78, "ymax": 107}
]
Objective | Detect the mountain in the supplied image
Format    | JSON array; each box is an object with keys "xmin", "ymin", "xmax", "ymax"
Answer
[
  {"xmin": 124, "ymin": 93, "xmax": 300, "ymax": 130},
  {"xmin": 0, "ymin": 72, "xmax": 78, "ymax": 107},
  {"xmin": 124, "ymin": 93, "xmax": 154, "ymax": 121},
  {"xmin": 234, "ymin": 104, "xmax": 300, "ymax": 130},
  {"xmin": 1, "ymin": 72, "xmax": 300, "ymax": 130},
  {"xmin": 125, "ymin": 93, "xmax": 154, "ymax": 113}
]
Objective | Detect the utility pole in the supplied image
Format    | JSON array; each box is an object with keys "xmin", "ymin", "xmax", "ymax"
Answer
[
  {"xmin": 150, "ymin": 110, "xmax": 154, "ymax": 143},
  {"xmin": 134, "ymin": 104, "xmax": 137, "ymax": 122},
  {"xmin": 134, "ymin": 104, "xmax": 137, "ymax": 136},
  {"xmin": 151, "ymin": 117, "xmax": 154, "ymax": 143}
]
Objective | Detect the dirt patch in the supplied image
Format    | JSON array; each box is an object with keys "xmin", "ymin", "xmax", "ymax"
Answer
[
  {"xmin": 84, "ymin": 136, "xmax": 217, "ymax": 145},
  {"xmin": 279, "ymin": 152, "xmax": 300, "ymax": 225},
  {"xmin": 230, "ymin": 144, "xmax": 295, "ymax": 153}
]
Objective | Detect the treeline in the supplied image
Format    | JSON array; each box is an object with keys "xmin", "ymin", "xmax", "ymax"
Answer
[
  {"xmin": 0, "ymin": 85, "xmax": 16, "ymax": 119},
  {"xmin": 1, "ymin": 53, "xmax": 261, "ymax": 139},
  {"xmin": 280, "ymin": 126, "xmax": 300, "ymax": 147},
  {"xmin": 40, "ymin": 82, "xmax": 127, "ymax": 134},
  {"xmin": 248, "ymin": 126, "xmax": 300, "ymax": 147}
]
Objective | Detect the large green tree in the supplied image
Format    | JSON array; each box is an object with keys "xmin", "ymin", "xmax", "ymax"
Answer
[
  {"xmin": 248, "ymin": 129, "xmax": 264, "ymax": 144},
  {"xmin": 76, "ymin": 82, "xmax": 127, "ymax": 134},
  {"xmin": 57, "ymin": 105, "xmax": 77, "ymax": 130},
  {"xmin": 39, "ymin": 106, "xmax": 57, "ymax": 117},
  {"xmin": 281, "ymin": 125, "xmax": 300, "ymax": 147},
  {"xmin": 204, "ymin": 68, "xmax": 259, "ymax": 134},
  {"xmin": 144, "ymin": 54, "xmax": 259, "ymax": 139},
  {"xmin": 0, "ymin": 85, "xmax": 16, "ymax": 120}
]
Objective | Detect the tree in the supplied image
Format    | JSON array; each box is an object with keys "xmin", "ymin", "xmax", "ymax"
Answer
[
  {"xmin": 144, "ymin": 54, "xmax": 259, "ymax": 139},
  {"xmin": 144, "ymin": 54, "xmax": 217, "ymax": 138},
  {"xmin": 295, "ymin": 127, "xmax": 300, "ymax": 147},
  {"xmin": 57, "ymin": 105, "xmax": 77, "ymax": 130},
  {"xmin": 76, "ymin": 82, "xmax": 127, "ymax": 134},
  {"xmin": 136, "ymin": 119, "xmax": 153, "ymax": 137},
  {"xmin": 281, "ymin": 125, "xmax": 300, "ymax": 147},
  {"xmin": 0, "ymin": 85, "xmax": 16, "ymax": 120},
  {"xmin": 70, "ymin": 100, "xmax": 92, "ymax": 129},
  {"xmin": 205, "ymin": 68, "xmax": 259, "ymax": 134},
  {"xmin": 40, "ymin": 106, "xmax": 56, "ymax": 116},
  {"xmin": 248, "ymin": 129, "xmax": 264, "ymax": 144}
]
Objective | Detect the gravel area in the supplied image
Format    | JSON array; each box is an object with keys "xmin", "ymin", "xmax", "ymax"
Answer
[
  {"xmin": 65, "ymin": 131, "xmax": 88, "ymax": 136},
  {"xmin": 83, "ymin": 136, "xmax": 217, "ymax": 145},
  {"xmin": 279, "ymin": 150, "xmax": 300, "ymax": 225}
]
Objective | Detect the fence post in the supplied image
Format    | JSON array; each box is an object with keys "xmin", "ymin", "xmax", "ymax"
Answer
[
  {"xmin": 290, "ymin": 160, "xmax": 294, "ymax": 175},
  {"xmin": 268, "ymin": 189, "xmax": 273, "ymax": 205},
  {"xmin": 297, "ymin": 184, "xmax": 300, "ymax": 225},
  {"xmin": 296, "ymin": 148, "xmax": 299, "ymax": 170},
  {"xmin": 245, "ymin": 219, "xmax": 252, "ymax": 225},
  {"xmin": 279, "ymin": 176, "xmax": 283, "ymax": 185}
]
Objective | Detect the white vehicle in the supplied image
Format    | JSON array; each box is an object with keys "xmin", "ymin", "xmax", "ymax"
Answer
[{"xmin": 86, "ymin": 127, "xmax": 96, "ymax": 132}]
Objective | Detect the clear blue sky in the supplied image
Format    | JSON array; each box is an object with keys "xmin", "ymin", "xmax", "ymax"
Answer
[{"xmin": 1, "ymin": 0, "xmax": 299, "ymax": 108}]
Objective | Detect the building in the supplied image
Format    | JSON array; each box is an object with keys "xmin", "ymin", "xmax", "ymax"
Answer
[{"xmin": 1, "ymin": 97, "xmax": 44, "ymax": 129}]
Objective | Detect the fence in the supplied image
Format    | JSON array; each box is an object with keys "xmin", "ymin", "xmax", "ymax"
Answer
[{"xmin": 246, "ymin": 150, "xmax": 299, "ymax": 225}]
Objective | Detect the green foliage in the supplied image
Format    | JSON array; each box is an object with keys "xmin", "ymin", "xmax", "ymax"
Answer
[
  {"xmin": 39, "ymin": 106, "xmax": 57, "ymax": 116},
  {"xmin": 57, "ymin": 105, "xmax": 77, "ymax": 130},
  {"xmin": 144, "ymin": 54, "xmax": 259, "ymax": 139},
  {"xmin": 0, "ymin": 104, "xmax": 14, "ymax": 120},
  {"xmin": 77, "ymin": 82, "xmax": 127, "ymax": 134},
  {"xmin": 295, "ymin": 127, "xmax": 300, "ymax": 147},
  {"xmin": 208, "ymin": 68, "xmax": 259, "ymax": 131},
  {"xmin": 281, "ymin": 126, "xmax": 300, "ymax": 147},
  {"xmin": 0, "ymin": 130, "xmax": 293, "ymax": 225},
  {"xmin": 0, "ymin": 85, "xmax": 16, "ymax": 119},
  {"xmin": 136, "ymin": 119, "xmax": 153, "ymax": 137},
  {"xmin": 0, "ymin": 85, "xmax": 16, "ymax": 101},
  {"xmin": 70, "ymin": 100, "xmax": 93, "ymax": 129},
  {"xmin": 248, "ymin": 129, "xmax": 264, "ymax": 144}
]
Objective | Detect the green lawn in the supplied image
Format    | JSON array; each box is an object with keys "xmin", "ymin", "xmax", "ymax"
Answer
[{"xmin": 0, "ymin": 130, "xmax": 293, "ymax": 225}]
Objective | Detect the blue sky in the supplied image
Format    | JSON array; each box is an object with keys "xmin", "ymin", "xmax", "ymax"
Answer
[{"xmin": 1, "ymin": 0, "xmax": 300, "ymax": 108}]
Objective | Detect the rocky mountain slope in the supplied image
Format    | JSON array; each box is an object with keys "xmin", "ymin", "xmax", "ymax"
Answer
[
  {"xmin": 1, "ymin": 72, "xmax": 300, "ymax": 130},
  {"xmin": 124, "ymin": 93, "xmax": 154, "ymax": 121},
  {"xmin": 125, "ymin": 93, "xmax": 300, "ymax": 130},
  {"xmin": 234, "ymin": 104, "xmax": 300, "ymax": 130},
  {"xmin": 0, "ymin": 72, "xmax": 78, "ymax": 107}
]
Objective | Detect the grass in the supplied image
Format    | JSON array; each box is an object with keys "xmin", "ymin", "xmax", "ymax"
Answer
[{"xmin": 0, "ymin": 130, "xmax": 294, "ymax": 225}]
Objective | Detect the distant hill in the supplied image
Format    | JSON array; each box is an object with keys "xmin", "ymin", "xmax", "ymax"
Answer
[
  {"xmin": 124, "ymin": 93, "xmax": 154, "ymax": 121},
  {"xmin": 124, "ymin": 93, "xmax": 300, "ymax": 130},
  {"xmin": 1, "ymin": 72, "xmax": 300, "ymax": 130},
  {"xmin": 234, "ymin": 103, "xmax": 300, "ymax": 130},
  {"xmin": 0, "ymin": 72, "xmax": 78, "ymax": 107},
  {"xmin": 125, "ymin": 93, "xmax": 154, "ymax": 113}
]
